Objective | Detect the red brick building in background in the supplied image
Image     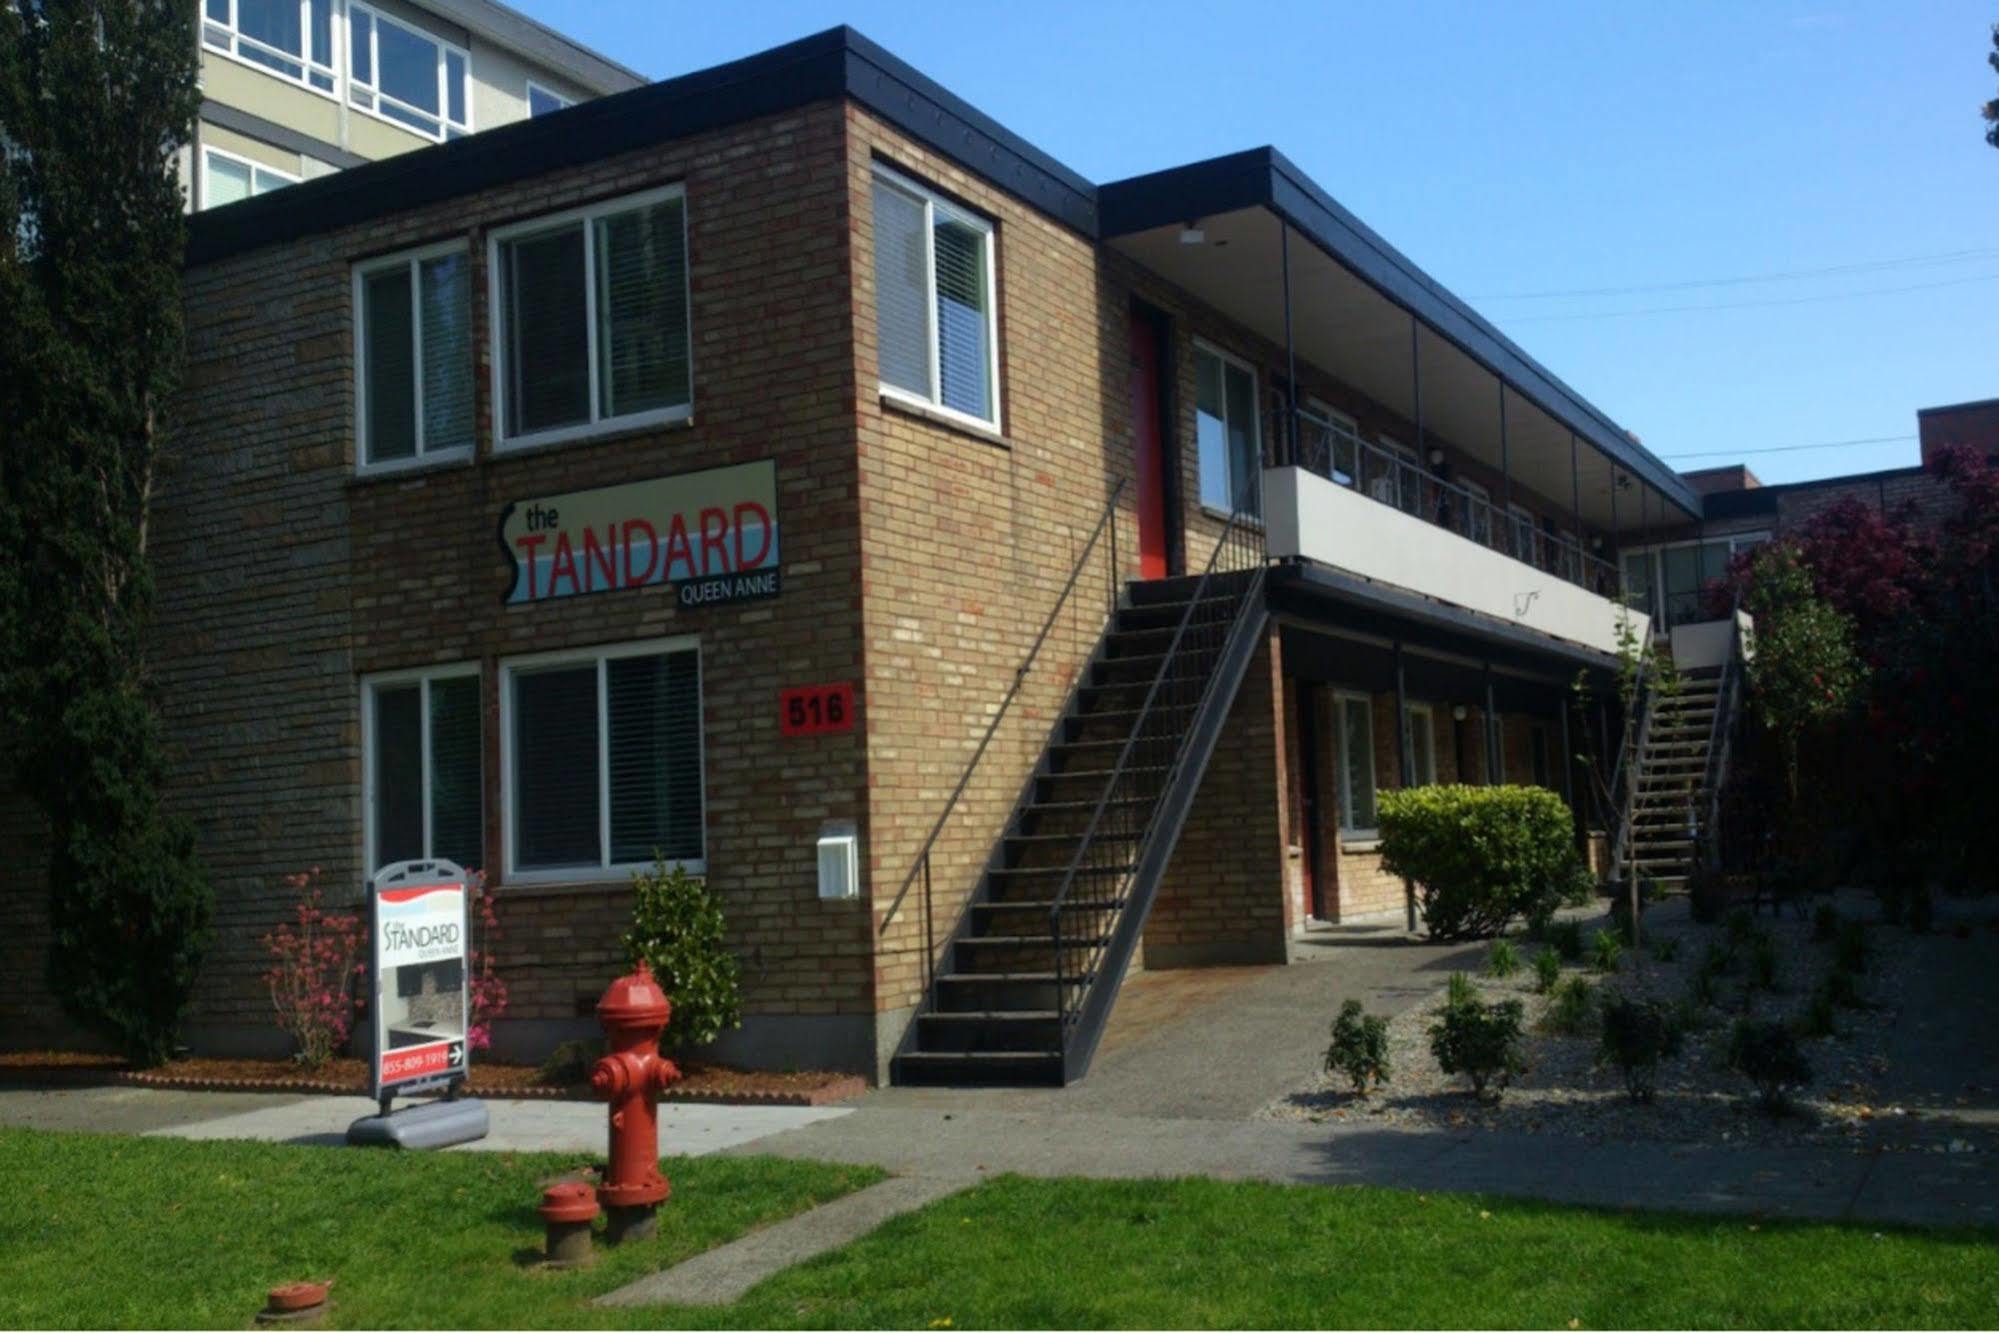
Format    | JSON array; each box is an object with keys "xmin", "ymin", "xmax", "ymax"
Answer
[{"xmin": 1, "ymin": 28, "xmax": 1773, "ymax": 1084}]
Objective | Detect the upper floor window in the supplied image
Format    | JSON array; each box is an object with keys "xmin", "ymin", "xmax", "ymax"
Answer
[
  {"xmin": 1194, "ymin": 343, "xmax": 1260, "ymax": 516},
  {"xmin": 491, "ymin": 184, "xmax": 691, "ymax": 448},
  {"xmin": 203, "ymin": 146, "xmax": 297, "ymax": 207},
  {"xmin": 204, "ymin": 0, "xmax": 337, "ymax": 94},
  {"xmin": 355, "ymin": 242, "xmax": 474, "ymax": 472},
  {"xmin": 872, "ymin": 165, "xmax": 1000, "ymax": 429},
  {"xmin": 527, "ymin": 82, "xmax": 572, "ymax": 117},
  {"xmin": 349, "ymin": 3, "xmax": 470, "ymax": 141}
]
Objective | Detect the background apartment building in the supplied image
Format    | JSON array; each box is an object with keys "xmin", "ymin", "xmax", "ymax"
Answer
[{"xmin": 190, "ymin": 0, "xmax": 644, "ymax": 209}]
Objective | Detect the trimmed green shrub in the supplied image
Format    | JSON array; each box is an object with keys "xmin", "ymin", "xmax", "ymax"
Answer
[
  {"xmin": 1324, "ymin": 999, "xmax": 1391, "ymax": 1095},
  {"xmin": 1378, "ymin": 785, "xmax": 1591, "ymax": 941},
  {"xmin": 1599, "ymin": 995, "xmax": 1685, "ymax": 1102},
  {"xmin": 1590, "ymin": 928, "xmax": 1623, "ymax": 974},
  {"xmin": 538, "ymin": 1037, "xmax": 605, "ymax": 1085},
  {"xmin": 1542, "ymin": 975, "xmax": 1596, "ymax": 1036},
  {"xmin": 1429, "ymin": 995, "xmax": 1526, "ymax": 1101},
  {"xmin": 1531, "ymin": 946, "xmax": 1562, "ymax": 994},
  {"xmin": 1485, "ymin": 938, "xmax": 1521, "ymax": 980},
  {"xmin": 621, "ymin": 856, "xmax": 743, "ymax": 1053},
  {"xmin": 1550, "ymin": 919, "xmax": 1586, "ymax": 962},
  {"xmin": 1727, "ymin": 1019, "xmax": 1812, "ymax": 1115}
]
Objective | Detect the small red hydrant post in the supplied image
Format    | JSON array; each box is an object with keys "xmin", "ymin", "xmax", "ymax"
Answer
[{"xmin": 590, "ymin": 960, "xmax": 682, "ymax": 1243}]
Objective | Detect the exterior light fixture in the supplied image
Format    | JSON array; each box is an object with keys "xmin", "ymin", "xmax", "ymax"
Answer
[
  {"xmin": 1179, "ymin": 220, "xmax": 1206, "ymax": 245},
  {"xmin": 1427, "ymin": 448, "xmax": 1445, "ymax": 466},
  {"xmin": 1451, "ymin": 704, "xmax": 1469, "ymax": 722}
]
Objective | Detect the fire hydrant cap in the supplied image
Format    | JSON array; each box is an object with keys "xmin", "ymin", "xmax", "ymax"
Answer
[
  {"xmin": 538, "ymin": 1181, "xmax": 602, "ymax": 1225},
  {"xmin": 597, "ymin": 962, "xmax": 672, "ymax": 1029}
]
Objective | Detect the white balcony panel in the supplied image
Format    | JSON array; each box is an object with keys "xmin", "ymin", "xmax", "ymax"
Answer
[{"xmin": 1263, "ymin": 465, "xmax": 1648, "ymax": 657}]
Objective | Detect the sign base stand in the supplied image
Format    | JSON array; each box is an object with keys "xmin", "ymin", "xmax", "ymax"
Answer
[{"xmin": 346, "ymin": 1096, "xmax": 489, "ymax": 1150}]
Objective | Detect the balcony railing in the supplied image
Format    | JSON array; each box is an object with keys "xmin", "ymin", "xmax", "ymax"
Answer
[{"xmin": 1276, "ymin": 407, "xmax": 1622, "ymax": 600}]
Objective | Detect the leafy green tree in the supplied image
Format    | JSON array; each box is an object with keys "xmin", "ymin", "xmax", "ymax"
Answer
[
  {"xmin": 0, "ymin": 1, "xmax": 211, "ymax": 1064},
  {"xmin": 1738, "ymin": 543, "xmax": 1862, "ymax": 802},
  {"xmin": 1985, "ymin": 24, "xmax": 1999, "ymax": 149}
]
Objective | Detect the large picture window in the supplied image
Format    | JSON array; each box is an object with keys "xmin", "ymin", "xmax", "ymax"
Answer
[
  {"xmin": 203, "ymin": 0, "xmax": 337, "ymax": 94},
  {"xmin": 871, "ymin": 165, "xmax": 1000, "ymax": 429},
  {"xmin": 1194, "ymin": 343, "xmax": 1261, "ymax": 517},
  {"xmin": 355, "ymin": 242, "xmax": 474, "ymax": 471},
  {"xmin": 1335, "ymin": 691, "xmax": 1377, "ymax": 837},
  {"xmin": 501, "ymin": 640, "xmax": 703, "ymax": 879},
  {"xmin": 492, "ymin": 185, "xmax": 691, "ymax": 447},
  {"xmin": 363, "ymin": 667, "xmax": 483, "ymax": 876},
  {"xmin": 348, "ymin": 3, "xmax": 470, "ymax": 141}
]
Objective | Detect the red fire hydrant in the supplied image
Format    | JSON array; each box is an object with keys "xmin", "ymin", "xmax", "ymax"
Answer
[{"xmin": 590, "ymin": 960, "xmax": 682, "ymax": 1242}]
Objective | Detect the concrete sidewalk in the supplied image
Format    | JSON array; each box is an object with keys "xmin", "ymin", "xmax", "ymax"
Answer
[{"xmin": 723, "ymin": 1102, "xmax": 1997, "ymax": 1229}]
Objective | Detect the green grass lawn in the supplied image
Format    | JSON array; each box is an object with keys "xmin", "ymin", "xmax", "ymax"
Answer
[{"xmin": 2, "ymin": 1127, "xmax": 1996, "ymax": 1329}]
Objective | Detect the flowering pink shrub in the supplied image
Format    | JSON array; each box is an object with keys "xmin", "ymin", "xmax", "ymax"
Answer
[
  {"xmin": 263, "ymin": 868, "xmax": 365, "ymax": 1067},
  {"xmin": 466, "ymin": 870, "xmax": 508, "ymax": 1052}
]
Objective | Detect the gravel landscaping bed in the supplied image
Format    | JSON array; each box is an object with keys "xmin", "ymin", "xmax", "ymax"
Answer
[{"xmin": 1263, "ymin": 889, "xmax": 1999, "ymax": 1155}]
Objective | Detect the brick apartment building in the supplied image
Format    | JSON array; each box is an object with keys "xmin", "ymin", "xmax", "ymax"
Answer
[{"xmin": 3, "ymin": 28, "xmax": 1738, "ymax": 1084}]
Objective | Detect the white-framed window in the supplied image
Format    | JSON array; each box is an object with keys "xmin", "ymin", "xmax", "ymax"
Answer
[
  {"xmin": 203, "ymin": 0, "xmax": 338, "ymax": 95},
  {"xmin": 1622, "ymin": 531, "xmax": 1771, "ymax": 631},
  {"xmin": 1194, "ymin": 342, "xmax": 1261, "ymax": 516},
  {"xmin": 354, "ymin": 241, "xmax": 474, "ymax": 472},
  {"xmin": 489, "ymin": 184, "xmax": 691, "ymax": 449},
  {"xmin": 202, "ymin": 146, "xmax": 298, "ymax": 208},
  {"xmin": 363, "ymin": 665, "xmax": 483, "ymax": 877},
  {"xmin": 348, "ymin": 3, "xmax": 470, "ymax": 142},
  {"xmin": 871, "ymin": 163, "xmax": 1001, "ymax": 430},
  {"xmin": 1508, "ymin": 503, "xmax": 1540, "ymax": 567},
  {"xmin": 1406, "ymin": 703, "xmax": 1437, "ymax": 788},
  {"xmin": 527, "ymin": 82, "xmax": 572, "ymax": 117},
  {"xmin": 499, "ymin": 638, "xmax": 704, "ymax": 882},
  {"xmin": 1461, "ymin": 478, "xmax": 1493, "ymax": 547},
  {"xmin": 1334, "ymin": 691, "xmax": 1378, "ymax": 837},
  {"xmin": 1300, "ymin": 399, "xmax": 1359, "ymax": 487}
]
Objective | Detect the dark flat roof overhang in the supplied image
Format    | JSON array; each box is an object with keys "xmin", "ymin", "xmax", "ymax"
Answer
[{"xmin": 1100, "ymin": 149, "xmax": 1701, "ymax": 520}]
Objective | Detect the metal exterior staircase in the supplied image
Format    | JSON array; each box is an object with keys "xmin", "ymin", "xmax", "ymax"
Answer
[
  {"xmin": 890, "ymin": 510, "xmax": 1268, "ymax": 1087},
  {"xmin": 1621, "ymin": 667, "xmax": 1723, "ymax": 892}
]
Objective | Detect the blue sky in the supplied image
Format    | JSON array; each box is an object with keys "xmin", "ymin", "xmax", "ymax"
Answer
[{"xmin": 519, "ymin": 1, "xmax": 1999, "ymax": 483}]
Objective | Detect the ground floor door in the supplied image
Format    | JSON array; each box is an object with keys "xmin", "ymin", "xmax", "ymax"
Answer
[{"xmin": 1129, "ymin": 309, "xmax": 1170, "ymax": 580}]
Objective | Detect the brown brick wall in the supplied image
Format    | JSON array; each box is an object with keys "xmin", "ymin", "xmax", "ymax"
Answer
[{"xmin": 1142, "ymin": 633, "xmax": 1290, "ymax": 967}]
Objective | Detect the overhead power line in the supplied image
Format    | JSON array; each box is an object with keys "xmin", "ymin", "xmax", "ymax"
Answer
[
  {"xmin": 1478, "ymin": 247, "xmax": 1999, "ymax": 301},
  {"xmin": 1661, "ymin": 434, "xmax": 1917, "ymax": 462},
  {"xmin": 1498, "ymin": 270, "xmax": 1999, "ymax": 323}
]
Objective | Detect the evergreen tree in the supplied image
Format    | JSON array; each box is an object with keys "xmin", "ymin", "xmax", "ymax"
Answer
[{"xmin": 0, "ymin": 1, "xmax": 212, "ymax": 1064}]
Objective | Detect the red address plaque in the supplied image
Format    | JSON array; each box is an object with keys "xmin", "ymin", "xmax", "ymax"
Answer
[{"xmin": 780, "ymin": 682, "xmax": 855, "ymax": 736}]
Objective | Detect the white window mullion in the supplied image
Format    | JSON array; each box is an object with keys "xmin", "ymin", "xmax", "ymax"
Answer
[
  {"xmin": 408, "ymin": 258, "xmax": 426, "ymax": 455},
  {"xmin": 418, "ymin": 676, "xmax": 434, "ymax": 859},
  {"xmin": 596, "ymin": 658, "xmax": 611, "ymax": 869},
  {"xmin": 583, "ymin": 223, "xmax": 602, "ymax": 427},
  {"xmin": 921, "ymin": 198, "xmax": 940, "ymax": 402}
]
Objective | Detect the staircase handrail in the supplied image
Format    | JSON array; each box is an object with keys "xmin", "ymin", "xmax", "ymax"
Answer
[
  {"xmin": 876, "ymin": 479, "xmax": 1129, "ymax": 983},
  {"xmin": 1046, "ymin": 478, "xmax": 1267, "ymax": 1027},
  {"xmin": 1604, "ymin": 653, "xmax": 1653, "ymax": 877},
  {"xmin": 1698, "ymin": 598, "xmax": 1747, "ymax": 869}
]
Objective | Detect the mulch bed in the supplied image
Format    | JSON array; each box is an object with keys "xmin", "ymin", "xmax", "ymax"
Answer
[{"xmin": 0, "ymin": 1050, "xmax": 866, "ymax": 1107}]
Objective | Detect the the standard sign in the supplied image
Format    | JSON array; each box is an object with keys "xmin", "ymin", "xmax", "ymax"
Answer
[
  {"xmin": 499, "ymin": 459, "xmax": 780, "ymax": 608},
  {"xmin": 369, "ymin": 865, "xmax": 471, "ymax": 1100}
]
